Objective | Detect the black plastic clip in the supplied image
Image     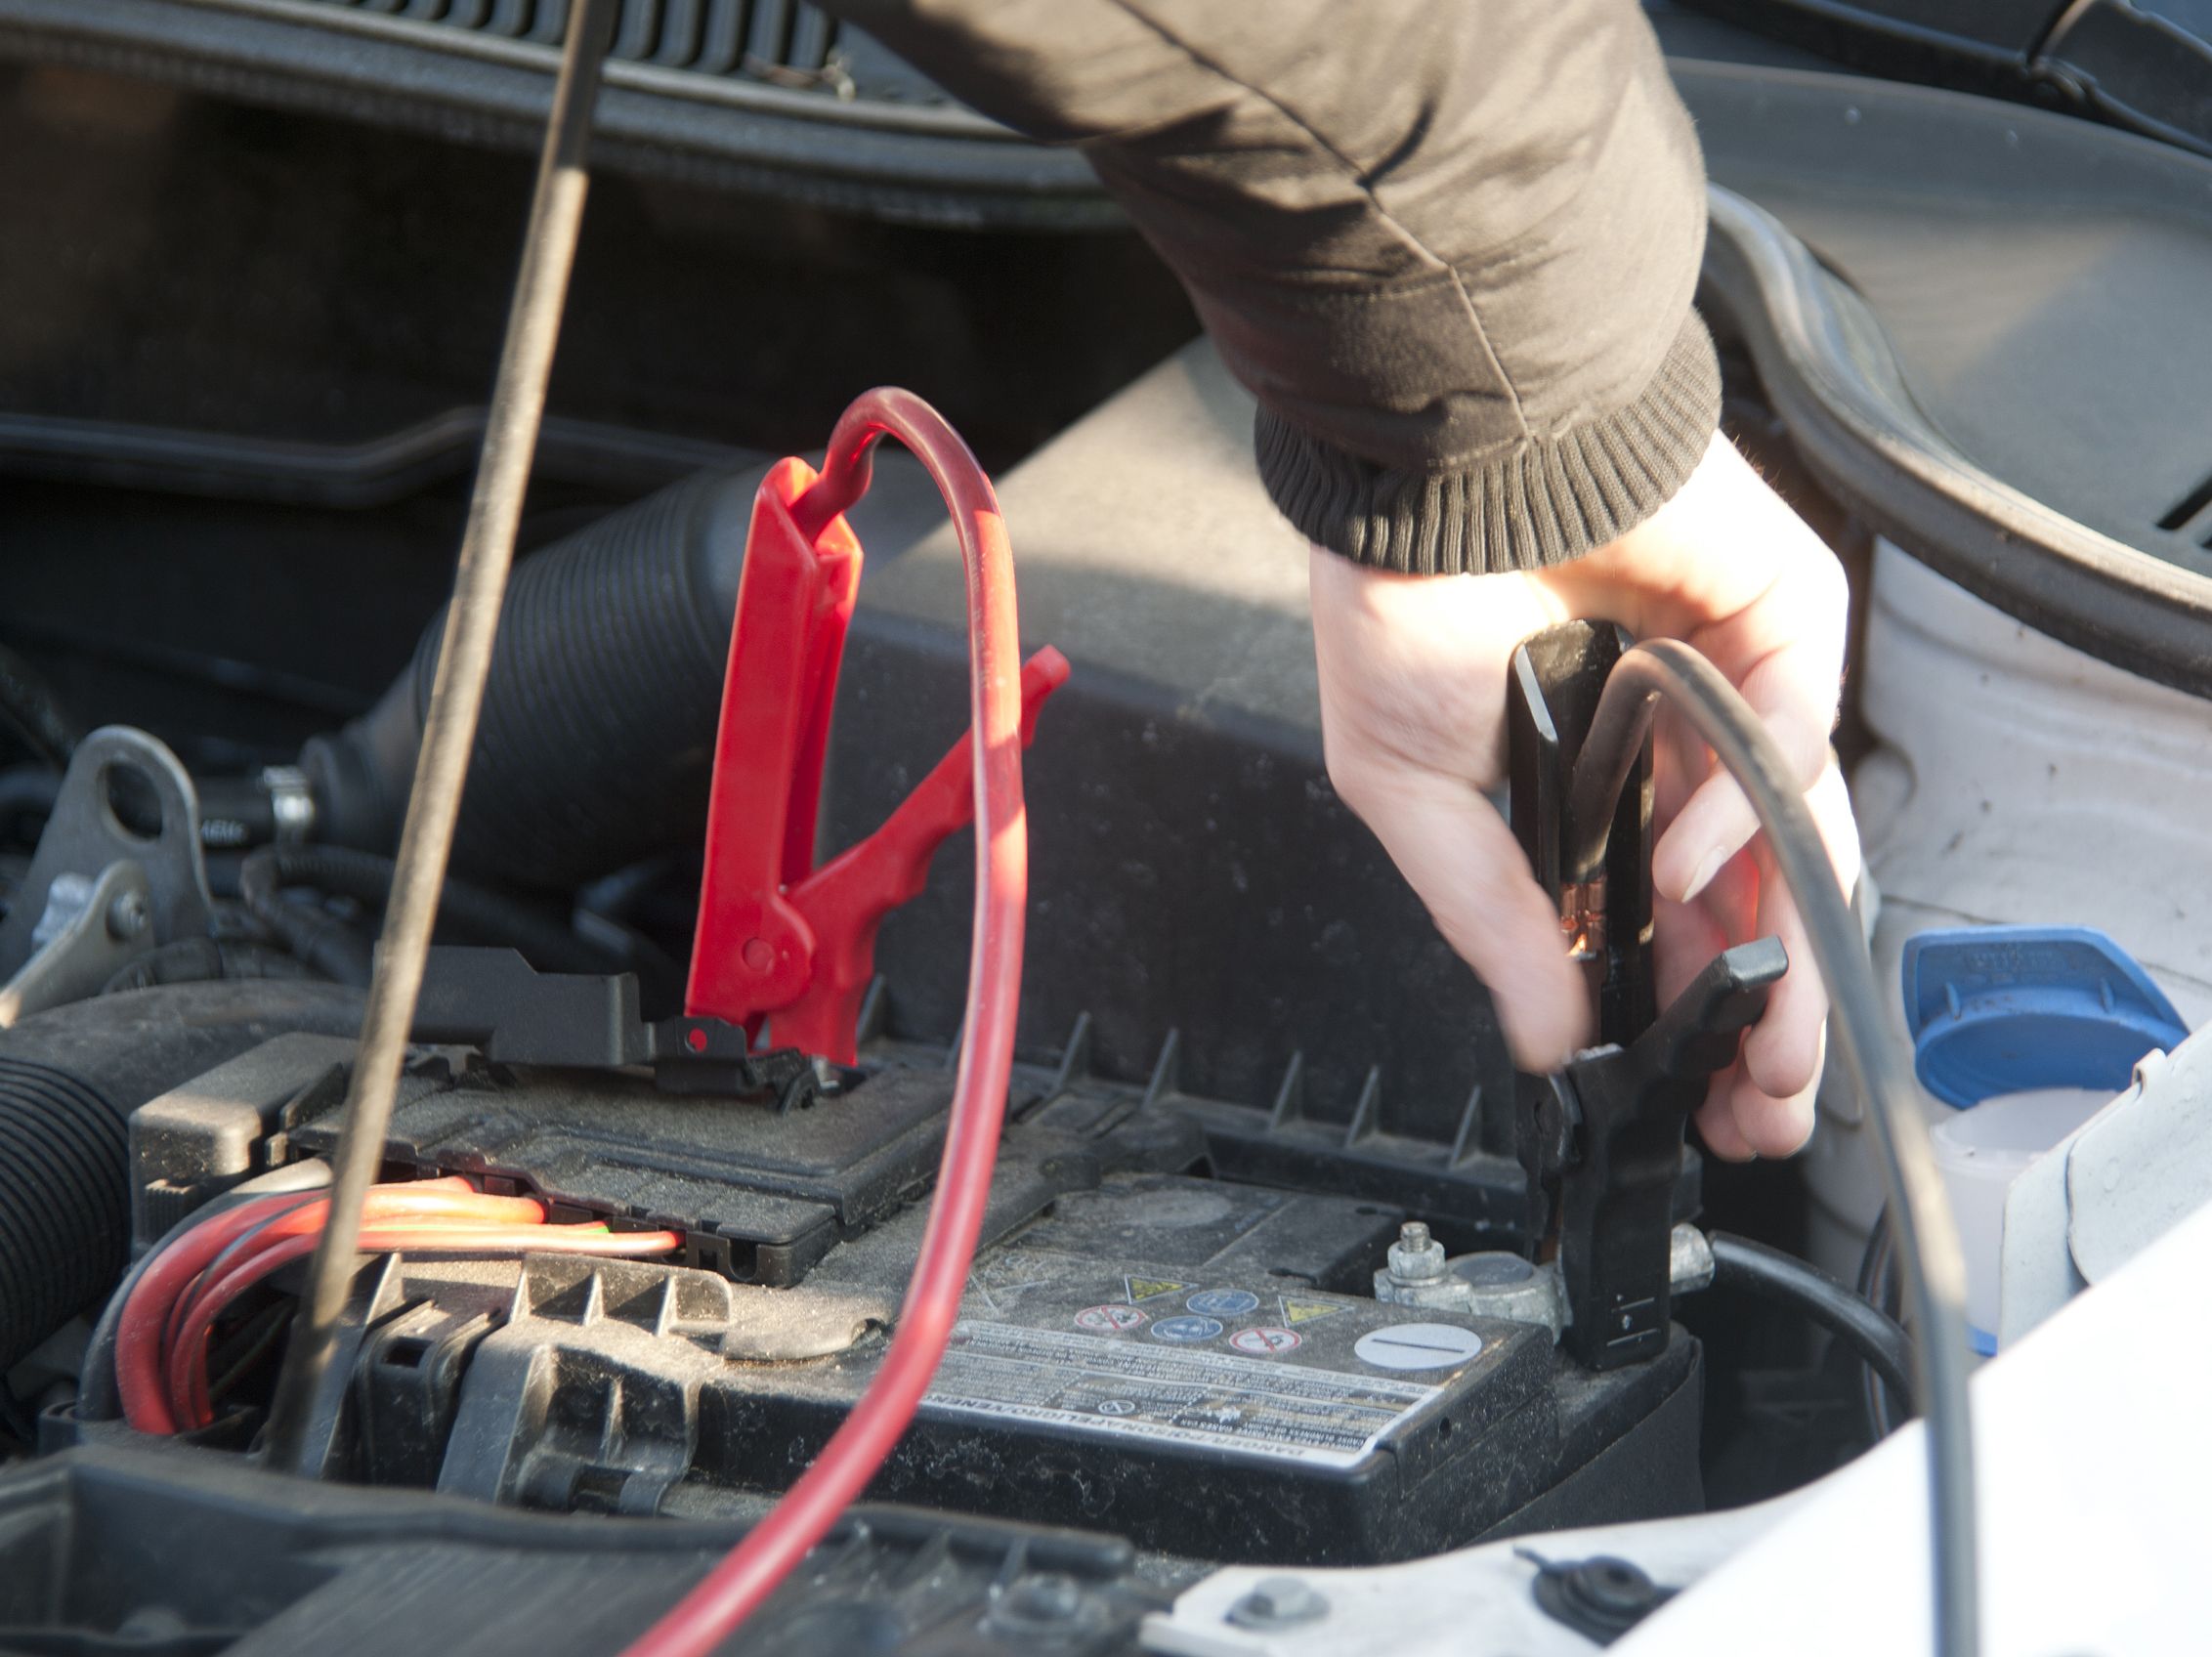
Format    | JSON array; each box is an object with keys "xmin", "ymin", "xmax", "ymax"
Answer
[
  {"xmin": 1551, "ymin": 939, "xmax": 1784, "ymax": 1369},
  {"xmin": 412, "ymin": 947, "xmax": 844, "ymax": 1111}
]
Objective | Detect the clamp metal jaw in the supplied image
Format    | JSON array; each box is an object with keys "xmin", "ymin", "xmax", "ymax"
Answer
[{"xmin": 1508, "ymin": 622, "xmax": 1787, "ymax": 1371}]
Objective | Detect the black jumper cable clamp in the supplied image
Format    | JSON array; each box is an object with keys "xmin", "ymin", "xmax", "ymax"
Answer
[{"xmin": 1507, "ymin": 621, "xmax": 1788, "ymax": 1371}]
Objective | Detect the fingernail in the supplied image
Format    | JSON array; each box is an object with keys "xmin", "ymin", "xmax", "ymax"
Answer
[{"xmin": 1679, "ymin": 847, "xmax": 1726, "ymax": 903}]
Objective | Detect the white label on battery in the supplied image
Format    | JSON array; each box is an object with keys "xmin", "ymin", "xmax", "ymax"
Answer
[
  {"xmin": 1353, "ymin": 1323, "xmax": 1485, "ymax": 1372},
  {"xmin": 921, "ymin": 1321, "xmax": 1443, "ymax": 1468}
]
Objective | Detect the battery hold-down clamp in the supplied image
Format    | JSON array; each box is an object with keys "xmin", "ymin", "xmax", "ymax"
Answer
[{"xmin": 1508, "ymin": 622, "xmax": 1786, "ymax": 1371}]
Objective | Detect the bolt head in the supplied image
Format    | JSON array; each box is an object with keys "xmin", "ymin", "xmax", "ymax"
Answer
[
  {"xmin": 1387, "ymin": 1220, "xmax": 1447, "ymax": 1283},
  {"xmin": 1002, "ymin": 1572, "xmax": 1083, "ymax": 1622},
  {"xmin": 1227, "ymin": 1576, "xmax": 1329, "ymax": 1629},
  {"xmin": 106, "ymin": 889, "xmax": 149, "ymax": 941}
]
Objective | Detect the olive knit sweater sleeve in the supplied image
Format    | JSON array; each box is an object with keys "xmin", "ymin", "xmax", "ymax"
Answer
[{"xmin": 821, "ymin": 0, "xmax": 1719, "ymax": 575}]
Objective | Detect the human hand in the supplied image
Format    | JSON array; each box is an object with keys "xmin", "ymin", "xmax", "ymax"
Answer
[{"xmin": 1308, "ymin": 433, "xmax": 1859, "ymax": 1158}]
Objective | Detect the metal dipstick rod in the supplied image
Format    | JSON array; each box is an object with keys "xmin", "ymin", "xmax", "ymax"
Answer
[{"xmin": 261, "ymin": 0, "xmax": 619, "ymax": 1474}]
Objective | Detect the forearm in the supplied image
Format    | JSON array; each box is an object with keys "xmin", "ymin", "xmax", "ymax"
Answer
[{"xmin": 819, "ymin": 0, "xmax": 1719, "ymax": 574}]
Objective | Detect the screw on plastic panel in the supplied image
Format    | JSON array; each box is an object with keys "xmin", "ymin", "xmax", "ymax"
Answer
[
  {"xmin": 985, "ymin": 1568, "xmax": 1107, "ymax": 1643},
  {"xmin": 1002, "ymin": 1572, "xmax": 1083, "ymax": 1622},
  {"xmin": 1225, "ymin": 1576, "xmax": 1329, "ymax": 1630}
]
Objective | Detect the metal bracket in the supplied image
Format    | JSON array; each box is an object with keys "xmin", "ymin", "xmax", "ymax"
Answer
[
  {"xmin": 0, "ymin": 726, "xmax": 212, "ymax": 983},
  {"xmin": 0, "ymin": 860, "xmax": 155, "ymax": 1026}
]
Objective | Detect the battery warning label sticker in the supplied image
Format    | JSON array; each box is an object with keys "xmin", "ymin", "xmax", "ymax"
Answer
[
  {"xmin": 1124, "ymin": 1276, "xmax": 1188, "ymax": 1303},
  {"xmin": 923, "ymin": 1321, "xmax": 1442, "ymax": 1468}
]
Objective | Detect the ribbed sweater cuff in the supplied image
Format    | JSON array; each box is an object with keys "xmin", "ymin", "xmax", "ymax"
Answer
[{"xmin": 1259, "ymin": 311, "xmax": 1722, "ymax": 575}]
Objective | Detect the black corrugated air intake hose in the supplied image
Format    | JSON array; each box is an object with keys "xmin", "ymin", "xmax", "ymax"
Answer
[
  {"xmin": 298, "ymin": 466, "xmax": 758, "ymax": 891},
  {"xmin": 0, "ymin": 980, "xmax": 362, "ymax": 1374}
]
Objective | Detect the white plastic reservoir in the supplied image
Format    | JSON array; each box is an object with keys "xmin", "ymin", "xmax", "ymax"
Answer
[
  {"xmin": 1930, "ymin": 1087, "xmax": 2114, "ymax": 1347},
  {"xmin": 1804, "ymin": 540, "xmax": 2212, "ymax": 1288}
]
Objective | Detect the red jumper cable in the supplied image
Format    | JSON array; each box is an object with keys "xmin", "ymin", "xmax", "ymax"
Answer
[
  {"xmin": 624, "ymin": 388, "xmax": 1046, "ymax": 1657},
  {"xmin": 682, "ymin": 401, "xmax": 1066, "ymax": 1065}
]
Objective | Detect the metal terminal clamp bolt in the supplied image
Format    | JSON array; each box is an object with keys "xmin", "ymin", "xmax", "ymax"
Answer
[
  {"xmin": 1377, "ymin": 1220, "xmax": 1461, "ymax": 1310},
  {"xmin": 1387, "ymin": 1220, "xmax": 1446, "ymax": 1282}
]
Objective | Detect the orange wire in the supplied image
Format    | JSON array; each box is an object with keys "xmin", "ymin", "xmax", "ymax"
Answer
[
  {"xmin": 165, "ymin": 1219, "xmax": 681, "ymax": 1429},
  {"xmin": 123, "ymin": 1176, "xmax": 677, "ymax": 1433}
]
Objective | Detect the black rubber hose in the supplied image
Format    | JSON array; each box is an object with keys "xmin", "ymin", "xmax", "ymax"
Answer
[
  {"xmin": 238, "ymin": 848, "xmax": 375, "ymax": 987},
  {"xmin": 1710, "ymin": 1231, "xmax": 1917, "ymax": 1415},
  {"xmin": 101, "ymin": 937, "xmax": 315, "ymax": 995},
  {"xmin": 0, "ymin": 765, "xmax": 60, "ymax": 838},
  {"xmin": 0, "ymin": 980, "xmax": 362, "ymax": 1376},
  {"xmin": 0, "ymin": 645, "xmax": 79, "ymax": 770},
  {"xmin": 299, "ymin": 465, "xmax": 758, "ymax": 891},
  {"xmin": 1856, "ymin": 1208, "xmax": 1905, "ymax": 1440},
  {"xmin": 238, "ymin": 845, "xmax": 620, "ymax": 984}
]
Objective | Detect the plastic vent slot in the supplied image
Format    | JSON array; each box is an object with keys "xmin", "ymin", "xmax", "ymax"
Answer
[{"xmin": 303, "ymin": 0, "xmax": 841, "ymax": 79}]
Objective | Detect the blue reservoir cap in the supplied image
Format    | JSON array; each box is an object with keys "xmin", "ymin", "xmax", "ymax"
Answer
[{"xmin": 1900, "ymin": 926, "xmax": 2189, "ymax": 1110}]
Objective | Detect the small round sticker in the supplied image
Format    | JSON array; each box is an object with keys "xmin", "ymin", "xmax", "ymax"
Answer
[
  {"xmin": 1151, "ymin": 1315, "xmax": 1225, "ymax": 1343},
  {"xmin": 1074, "ymin": 1304, "xmax": 1148, "ymax": 1334},
  {"xmin": 1353, "ymin": 1322, "xmax": 1484, "ymax": 1371},
  {"xmin": 1186, "ymin": 1288, "xmax": 1261, "ymax": 1318},
  {"xmin": 1228, "ymin": 1326, "xmax": 1301, "ymax": 1356},
  {"xmin": 1095, "ymin": 1398, "xmax": 1136, "ymax": 1416}
]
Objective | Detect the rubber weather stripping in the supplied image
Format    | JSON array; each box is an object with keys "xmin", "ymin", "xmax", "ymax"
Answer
[
  {"xmin": 258, "ymin": 0, "xmax": 621, "ymax": 1473},
  {"xmin": 617, "ymin": 393, "xmax": 1032, "ymax": 1657},
  {"xmin": 1567, "ymin": 639, "xmax": 1979, "ymax": 1657}
]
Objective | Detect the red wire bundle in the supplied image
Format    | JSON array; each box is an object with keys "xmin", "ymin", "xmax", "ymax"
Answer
[
  {"xmin": 617, "ymin": 393, "xmax": 1032, "ymax": 1655},
  {"xmin": 117, "ymin": 1176, "xmax": 679, "ymax": 1435}
]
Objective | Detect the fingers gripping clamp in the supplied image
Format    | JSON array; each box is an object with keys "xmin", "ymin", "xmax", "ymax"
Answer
[
  {"xmin": 1508, "ymin": 622, "xmax": 1789, "ymax": 1370},
  {"xmin": 685, "ymin": 448, "xmax": 1065, "ymax": 1066}
]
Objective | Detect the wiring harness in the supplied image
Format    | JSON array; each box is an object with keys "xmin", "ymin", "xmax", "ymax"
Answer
[{"xmin": 115, "ymin": 1177, "xmax": 679, "ymax": 1437}]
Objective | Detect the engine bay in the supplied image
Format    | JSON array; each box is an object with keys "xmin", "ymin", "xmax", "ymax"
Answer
[{"xmin": 5, "ymin": 8, "xmax": 2212, "ymax": 1655}]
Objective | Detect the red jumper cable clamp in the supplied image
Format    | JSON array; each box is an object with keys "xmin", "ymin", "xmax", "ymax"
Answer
[{"xmin": 684, "ymin": 410, "xmax": 1067, "ymax": 1066}]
